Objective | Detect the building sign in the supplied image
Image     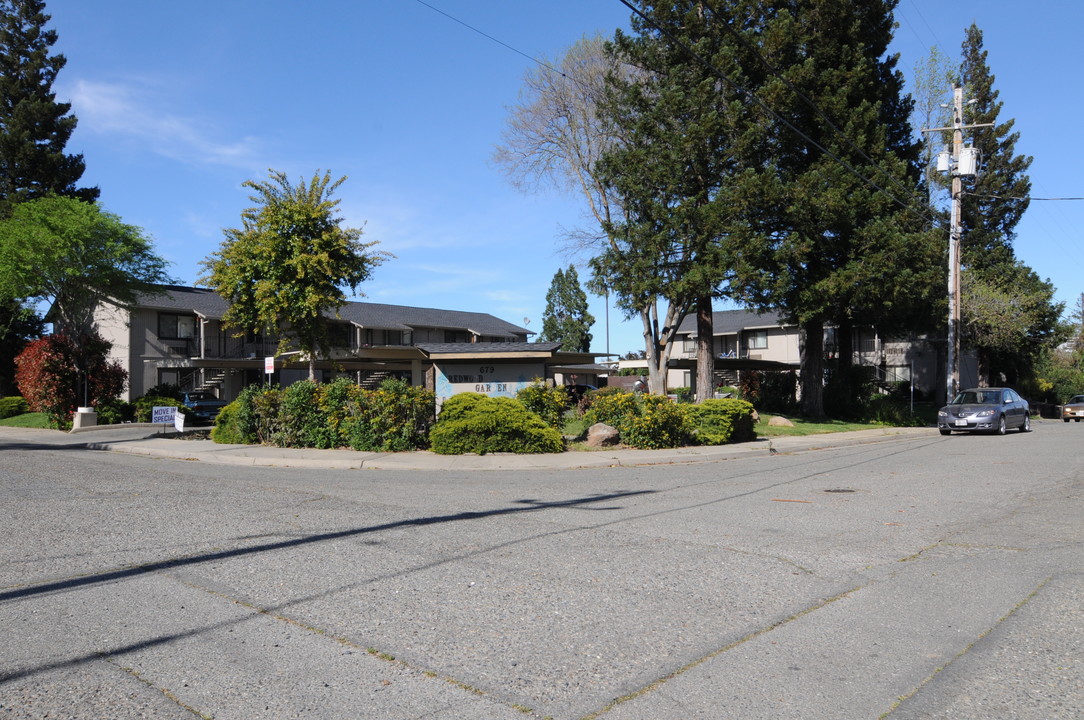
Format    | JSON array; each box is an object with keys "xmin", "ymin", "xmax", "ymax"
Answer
[{"xmin": 435, "ymin": 362, "xmax": 543, "ymax": 404}]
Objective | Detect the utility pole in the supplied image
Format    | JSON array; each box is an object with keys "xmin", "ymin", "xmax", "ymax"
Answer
[{"xmin": 922, "ymin": 85, "xmax": 993, "ymax": 401}]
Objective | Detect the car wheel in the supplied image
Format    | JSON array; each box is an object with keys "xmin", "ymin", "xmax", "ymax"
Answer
[
  {"xmin": 996, "ymin": 415, "xmax": 1007, "ymax": 435},
  {"xmin": 1065, "ymin": 418, "xmax": 1071, "ymax": 423},
  {"xmin": 939, "ymin": 428, "xmax": 951, "ymax": 436},
  {"xmin": 1020, "ymin": 414, "xmax": 1031, "ymax": 433}
]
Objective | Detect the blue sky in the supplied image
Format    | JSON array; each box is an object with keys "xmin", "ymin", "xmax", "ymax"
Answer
[{"xmin": 46, "ymin": 1, "xmax": 1083, "ymax": 356}]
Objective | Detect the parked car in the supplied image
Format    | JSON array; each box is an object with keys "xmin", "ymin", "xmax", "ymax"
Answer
[
  {"xmin": 181, "ymin": 391, "xmax": 228, "ymax": 423},
  {"xmin": 937, "ymin": 387, "xmax": 1030, "ymax": 435},
  {"xmin": 1062, "ymin": 395, "xmax": 1084, "ymax": 422},
  {"xmin": 565, "ymin": 384, "xmax": 598, "ymax": 405}
]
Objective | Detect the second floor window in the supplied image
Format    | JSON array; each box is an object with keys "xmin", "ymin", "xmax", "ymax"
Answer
[
  {"xmin": 159, "ymin": 313, "xmax": 196, "ymax": 339},
  {"xmin": 748, "ymin": 330, "xmax": 768, "ymax": 350},
  {"xmin": 328, "ymin": 323, "xmax": 352, "ymax": 348},
  {"xmin": 444, "ymin": 330, "xmax": 468, "ymax": 343}
]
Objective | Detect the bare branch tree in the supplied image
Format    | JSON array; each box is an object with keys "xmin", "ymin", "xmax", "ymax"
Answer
[{"xmin": 493, "ymin": 35, "xmax": 629, "ymax": 257}]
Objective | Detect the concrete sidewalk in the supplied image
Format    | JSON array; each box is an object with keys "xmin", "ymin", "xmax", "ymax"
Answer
[{"xmin": 7, "ymin": 423, "xmax": 938, "ymax": 470}]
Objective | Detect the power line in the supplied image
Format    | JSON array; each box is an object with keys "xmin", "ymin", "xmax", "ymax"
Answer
[
  {"xmin": 964, "ymin": 193, "xmax": 1084, "ymax": 202},
  {"xmin": 412, "ymin": 0, "xmax": 569, "ymax": 80}
]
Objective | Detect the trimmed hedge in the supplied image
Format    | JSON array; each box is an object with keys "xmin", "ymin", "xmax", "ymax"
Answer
[
  {"xmin": 0, "ymin": 396, "xmax": 29, "ymax": 419},
  {"xmin": 212, "ymin": 379, "xmax": 435, "ymax": 452},
  {"xmin": 687, "ymin": 397, "xmax": 757, "ymax": 445},
  {"xmin": 429, "ymin": 393, "xmax": 564, "ymax": 455}
]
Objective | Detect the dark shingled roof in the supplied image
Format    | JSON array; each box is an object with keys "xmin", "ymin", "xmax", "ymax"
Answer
[
  {"xmin": 133, "ymin": 286, "xmax": 531, "ymax": 337},
  {"xmin": 418, "ymin": 342, "xmax": 562, "ymax": 355},
  {"xmin": 134, "ymin": 285, "xmax": 230, "ymax": 318},
  {"xmin": 677, "ymin": 309, "xmax": 786, "ymax": 335},
  {"xmin": 337, "ymin": 301, "xmax": 529, "ymax": 337}
]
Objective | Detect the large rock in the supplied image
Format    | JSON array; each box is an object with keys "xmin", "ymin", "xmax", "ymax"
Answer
[
  {"xmin": 586, "ymin": 422, "xmax": 621, "ymax": 447},
  {"xmin": 768, "ymin": 415, "xmax": 795, "ymax": 427}
]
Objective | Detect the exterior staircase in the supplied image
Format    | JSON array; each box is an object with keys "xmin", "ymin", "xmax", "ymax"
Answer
[{"xmin": 359, "ymin": 370, "xmax": 392, "ymax": 390}]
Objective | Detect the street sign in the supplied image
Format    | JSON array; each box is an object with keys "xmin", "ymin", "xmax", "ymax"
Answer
[{"xmin": 264, "ymin": 356, "xmax": 274, "ymax": 374}]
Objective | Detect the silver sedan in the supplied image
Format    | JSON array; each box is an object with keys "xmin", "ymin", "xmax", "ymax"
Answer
[{"xmin": 938, "ymin": 387, "xmax": 1031, "ymax": 436}]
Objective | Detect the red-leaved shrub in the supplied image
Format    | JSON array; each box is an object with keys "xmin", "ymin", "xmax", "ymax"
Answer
[{"xmin": 14, "ymin": 333, "xmax": 127, "ymax": 429}]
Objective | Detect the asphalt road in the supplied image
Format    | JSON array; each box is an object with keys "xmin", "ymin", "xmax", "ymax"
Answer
[{"xmin": 1, "ymin": 422, "xmax": 1080, "ymax": 719}]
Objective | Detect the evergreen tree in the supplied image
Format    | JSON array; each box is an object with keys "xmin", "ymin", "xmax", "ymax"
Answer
[
  {"xmin": 0, "ymin": 296, "xmax": 41, "ymax": 395},
  {"xmin": 539, "ymin": 265, "xmax": 595, "ymax": 353},
  {"xmin": 957, "ymin": 23, "xmax": 1030, "ymax": 276},
  {"xmin": 727, "ymin": 0, "xmax": 940, "ymax": 417},
  {"xmin": 0, "ymin": 0, "xmax": 97, "ymax": 214},
  {"xmin": 595, "ymin": 0, "xmax": 768, "ymax": 398},
  {"xmin": 953, "ymin": 23, "xmax": 1062, "ymax": 385}
]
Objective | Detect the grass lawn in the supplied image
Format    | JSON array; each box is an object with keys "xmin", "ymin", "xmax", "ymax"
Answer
[
  {"xmin": 755, "ymin": 416, "xmax": 906, "ymax": 437},
  {"xmin": 0, "ymin": 412, "xmax": 52, "ymax": 429}
]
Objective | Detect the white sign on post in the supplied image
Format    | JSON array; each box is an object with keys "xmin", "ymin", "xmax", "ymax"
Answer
[
  {"xmin": 151, "ymin": 405, "xmax": 176, "ymax": 424},
  {"xmin": 151, "ymin": 405, "xmax": 185, "ymax": 432},
  {"xmin": 264, "ymin": 356, "xmax": 275, "ymax": 374}
]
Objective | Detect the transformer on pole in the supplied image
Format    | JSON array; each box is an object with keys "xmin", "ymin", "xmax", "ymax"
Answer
[{"xmin": 921, "ymin": 86, "xmax": 993, "ymax": 401}]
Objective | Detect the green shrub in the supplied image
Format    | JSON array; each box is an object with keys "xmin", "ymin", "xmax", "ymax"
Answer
[
  {"xmin": 688, "ymin": 398, "xmax": 757, "ymax": 445},
  {"xmin": 343, "ymin": 378, "xmax": 435, "ymax": 452},
  {"xmin": 273, "ymin": 380, "xmax": 325, "ymax": 448},
  {"xmin": 94, "ymin": 398, "xmax": 134, "ymax": 425},
  {"xmin": 318, "ymin": 377, "xmax": 363, "ymax": 448},
  {"xmin": 619, "ymin": 394, "xmax": 695, "ymax": 449},
  {"xmin": 211, "ymin": 401, "xmax": 247, "ymax": 444},
  {"xmin": 211, "ymin": 385, "xmax": 263, "ymax": 445},
  {"xmin": 516, "ymin": 381, "xmax": 570, "ymax": 428},
  {"xmin": 583, "ymin": 391, "xmax": 639, "ymax": 429},
  {"xmin": 0, "ymin": 396, "xmax": 29, "ymax": 419},
  {"xmin": 430, "ymin": 394, "xmax": 564, "ymax": 454},
  {"xmin": 211, "ymin": 380, "xmax": 434, "ymax": 451},
  {"xmin": 144, "ymin": 383, "xmax": 182, "ymax": 400},
  {"xmin": 668, "ymin": 386, "xmax": 693, "ymax": 403},
  {"xmin": 584, "ymin": 392, "xmax": 694, "ymax": 449}
]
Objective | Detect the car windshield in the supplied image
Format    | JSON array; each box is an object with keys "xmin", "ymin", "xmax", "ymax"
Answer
[
  {"xmin": 952, "ymin": 390, "xmax": 1001, "ymax": 405},
  {"xmin": 1070, "ymin": 395, "xmax": 1084, "ymax": 404},
  {"xmin": 187, "ymin": 393, "xmax": 215, "ymax": 401}
]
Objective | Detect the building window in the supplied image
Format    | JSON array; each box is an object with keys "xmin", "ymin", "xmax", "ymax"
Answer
[
  {"xmin": 887, "ymin": 365, "xmax": 912, "ymax": 383},
  {"xmin": 444, "ymin": 330, "xmax": 468, "ymax": 343},
  {"xmin": 682, "ymin": 336, "xmax": 695, "ymax": 354},
  {"xmin": 328, "ymin": 323, "xmax": 352, "ymax": 348},
  {"xmin": 748, "ymin": 330, "xmax": 768, "ymax": 350},
  {"xmin": 159, "ymin": 313, "xmax": 196, "ymax": 339}
]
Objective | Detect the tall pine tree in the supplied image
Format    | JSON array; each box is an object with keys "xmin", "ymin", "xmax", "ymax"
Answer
[
  {"xmin": 0, "ymin": 0, "xmax": 98, "ymax": 392},
  {"xmin": 0, "ymin": 0, "xmax": 97, "ymax": 215},
  {"xmin": 728, "ymin": 0, "xmax": 940, "ymax": 417},
  {"xmin": 539, "ymin": 265, "xmax": 595, "ymax": 353},
  {"xmin": 957, "ymin": 23, "xmax": 1030, "ymax": 275},
  {"xmin": 954, "ymin": 23, "xmax": 1062, "ymax": 385},
  {"xmin": 595, "ymin": 0, "xmax": 768, "ymax": 398}
]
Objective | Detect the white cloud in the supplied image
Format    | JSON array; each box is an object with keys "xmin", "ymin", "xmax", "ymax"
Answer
[{"xmin": 67, "ymin": 79, "xmax": 262, "ymax": 169}]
